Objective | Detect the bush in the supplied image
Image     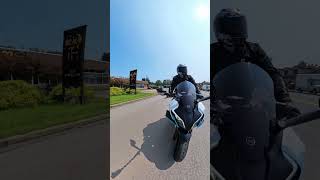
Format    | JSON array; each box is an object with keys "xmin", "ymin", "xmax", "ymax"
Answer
[
  {"xmin": 110, "ymin": 87, "xmax": 125, "ymax": 96},
  {"xmin": 0, "ymin": 80, "xmax": 42, "ymax": 110},
  {"xmin": 125, "ymin": 88, "xmax": 140, "ymax": 94},
  {"xmin": 49, "ymin": 84, "xmax": 94, "ymax": 103},
  {"xmin": 110, "ymin": 87, "xmax": 141, "ymax": 96}
]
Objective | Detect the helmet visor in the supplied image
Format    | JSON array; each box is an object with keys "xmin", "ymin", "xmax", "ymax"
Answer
[
  {"xmin": 215, "ymin": 16, "xmax": 248, "ymax": 39},
  {"xmin": 177, "ymin": 66, "xmax": 187, "ymax": 74}
]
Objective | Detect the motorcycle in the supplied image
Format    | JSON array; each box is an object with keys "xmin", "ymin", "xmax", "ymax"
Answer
[
  {"xmin": 210, "ymin": 62, "xmax": 320, "ymax": 180},
  {"xmin": 165, "ymin": 81, "xmax": 209, "ymax": 162}
]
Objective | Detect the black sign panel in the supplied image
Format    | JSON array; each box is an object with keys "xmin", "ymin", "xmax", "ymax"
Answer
[
  {"xmin": 129, "ymin": 69, "xmax": 137, "ymax": 89},
  {"xmin": 62, "ymin": 25, "xmax": 87, "ymax": 88}
]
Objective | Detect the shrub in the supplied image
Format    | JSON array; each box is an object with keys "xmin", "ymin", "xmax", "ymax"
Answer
[
  {"xmin": 0, "ymin": 80, "xmax": 42, "ymax": 110},
  {"xmin": 110, "ymin": 87, "xmax": 142, "ymax": 96},
  {"xmin": 49, "ymin": 84, "xmax": 94, "ymax": 103},
  {"xmin": 110, "ymin": 87, "xmax": 125, "ymax": 96},
  {"xmin": 124, "ymin": 88, "xmax": 139, "ymax": 94}
]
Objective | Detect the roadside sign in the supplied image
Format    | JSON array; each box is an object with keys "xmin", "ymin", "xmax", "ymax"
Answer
[
  {"xmin": 129, "ymin": 69, "xmax": 137, "ymax": 94},
  {"xmin": 62, "ymin": 25, "xmax": 87, "ymax": 103}
]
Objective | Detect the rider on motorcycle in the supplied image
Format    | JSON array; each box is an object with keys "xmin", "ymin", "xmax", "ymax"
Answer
[
  {"xmin": 170, "ymin": 64, "xmax": 202, "ymax": 95},
  {"xmin": 211, "ymin": 8, "xmax": 300, "ymax": 121}
]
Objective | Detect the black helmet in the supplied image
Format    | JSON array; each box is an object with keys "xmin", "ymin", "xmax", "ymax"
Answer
[
  {"xmin": 214, "ymin": 8, "xmax": 248, "ymax": 41},
  {"xmin": 177, "ymin": 64, "xmax": 187, "ymax": 75}
]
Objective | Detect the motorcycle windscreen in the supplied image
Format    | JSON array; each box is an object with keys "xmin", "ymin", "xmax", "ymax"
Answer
[
  {"xmin": 175, "ymin": 81, "xmax": 197, "ymax": 98},
  {"xmin": 175, "ymin": 81, "xmax": 201, "ymax": 130},
  {"xmin": 212, "ymin": 62, "xmax": 276, "ymax": 161}
]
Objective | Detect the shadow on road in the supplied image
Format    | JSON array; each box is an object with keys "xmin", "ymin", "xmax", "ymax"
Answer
[
  {"xmin": 110, "ymin": 118, "xmax": 176, "ymax": 178},
  {"xmin": 110, "ymin": 141, "xmax": 141, "ymax": 179},
  {"xmin": 140, "ymin": 118, "xmax": 176, "ymax": 170}
]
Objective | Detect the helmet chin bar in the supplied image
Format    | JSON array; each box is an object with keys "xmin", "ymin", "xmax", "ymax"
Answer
[
  {"xmin": 218, "ymin": 34, "xmax": 248, "ymax": 56},
  {"xmin": 223, "ymin": 43, "xmax": 235, "ymax": 53}
]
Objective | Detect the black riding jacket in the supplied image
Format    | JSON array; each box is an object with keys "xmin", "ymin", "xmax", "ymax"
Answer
[
  {"xmin": 210, "ymin": 42, "xmax": 291, "ymax": 103},
  {"xmin": 170, "ymin": 75, "xmax": 201, "ymax": 94}
]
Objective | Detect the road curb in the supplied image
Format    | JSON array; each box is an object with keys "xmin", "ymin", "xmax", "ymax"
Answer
[
  {"xmin": 0, "ymin": 114, "xmax": 108, "ymax": 149},
  {"xmin": 110, "ymin": 94, "xmax": 157, "ymax": 108}
]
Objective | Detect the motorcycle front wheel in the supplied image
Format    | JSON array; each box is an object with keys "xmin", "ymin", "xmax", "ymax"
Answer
[{"xmin": 173, "ymin": 136, "xmax": 190, "ymax": 162}]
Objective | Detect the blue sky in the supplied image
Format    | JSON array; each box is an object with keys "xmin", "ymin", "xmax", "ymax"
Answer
[{"xmin": 111, "ymin": 0, "xmax": 210, "ymax": 83}]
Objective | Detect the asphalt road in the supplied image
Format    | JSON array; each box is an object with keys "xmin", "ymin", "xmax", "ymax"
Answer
[
  {"xmin": 0, "ymin": 120, "xmax": 108, "ymax": 180},
  {"xmin": 0, "ymin": 91, "xmax": 316, "ymax": 180},
  {"xmin": 290, "ymin": 92, "xmax": 320, "ymax": 180},
  {"xmin": 110, "ymin": 92, "xmax": 210, "ymax": 180}
]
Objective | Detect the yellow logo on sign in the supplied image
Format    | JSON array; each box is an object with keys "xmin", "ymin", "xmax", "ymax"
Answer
[{"xmin": 65, "ymin": 34, "xmax": 83, "ymax": 48}]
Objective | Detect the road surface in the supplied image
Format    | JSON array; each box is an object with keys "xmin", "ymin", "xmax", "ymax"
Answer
[
  {"xmin": 0, "ymin": 91, "xmax": 317, "ymax": 180},
  {"xmin": 110, "ymin": 92, "xmax": 210, "ymax": 180},
  {"xmin": 0, "ymin": 120, "xmax": 108, "ymax": 180},
  {"xmin": 290, "ymin": 92, "xmax": 320, "ymax": 180}
]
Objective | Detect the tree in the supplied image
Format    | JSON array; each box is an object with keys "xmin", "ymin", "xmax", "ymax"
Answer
[
  {"xmin": 162, "ymin": 79, "xmax": 172, "ymax": 86},
  {"xmin": 155, "ymin": 80, "xmax": 162, "ymax": 86},
  {"xmin": 146, "ymin": 76, "xmax": 151, "ymax": 84},
  {"xmin": 297, "ymin": 61, "xmax": 307, "ymax": 68},
  {"xmin": 110, "ymin": 77, "xmax": 129, "ymax": 88}
]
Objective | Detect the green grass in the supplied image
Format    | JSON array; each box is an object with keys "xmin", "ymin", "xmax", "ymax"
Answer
[
  {"xmin": 110, "ymin": 92, "xmax": 155, "ymax": 105},
  {"xmin": 0, "ymin": 99, "xmax": 107, "ymax": 139}
]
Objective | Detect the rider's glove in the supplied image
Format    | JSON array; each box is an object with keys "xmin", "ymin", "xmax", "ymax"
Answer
[
  {"xmin": 283, "ymin": 102, "xmax": 301, "ymax": 119},
  {"xmin": 287, "ymin": 105, "xmax": 301, "ymax": 119},
  {"xmin": 197, "ymin": 93, "xmax": 204, "ymax": 99},
  {"xmin": 276, "ymin": 102, "xmax": 301, "ymax": 119}
]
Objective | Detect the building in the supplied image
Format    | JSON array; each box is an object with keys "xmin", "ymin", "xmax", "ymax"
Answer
[
  {"xmin": 198, "ymin": 81, "xmax": 210, "ymax": 91},
  {"xmin": 110, "ymin": 76, "xmax": 149, "ymax": 89},
  {"xmin": 0, "ymin": 47, "xmax": 109, "ymax": 87},
  {"xmin": 136, "ymin": 80, "xmax": 149, "ymax": 89},
  {"xmin": 278, "ymin": 61, "xmax": 320, "ymax": 89}
]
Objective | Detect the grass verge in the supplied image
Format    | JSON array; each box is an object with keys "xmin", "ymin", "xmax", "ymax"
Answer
[
  {"xmin": 110, "ymin": 92, "xmax": 155, "ymax": 106},
  {"xmin": 0, "ymin": 99, "xmax": 107, "ymax": 139}
]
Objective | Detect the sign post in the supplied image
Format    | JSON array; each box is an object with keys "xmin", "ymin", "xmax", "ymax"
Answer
[
  {"xmin": 129, "ymin": 69, "xmax": 137, "ymax": 94},
  {"xmin": 62, "ymin": 25, "xmax": 87, "ymax": 104}
]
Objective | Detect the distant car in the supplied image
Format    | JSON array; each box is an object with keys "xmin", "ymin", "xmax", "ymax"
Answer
[
  {"xmin": 296, "ymin": 74, "xmax": 320, "ymax": 94},
  {"xmin": 202, "ymin": 84, "xmax": 210, "ymax": 91},
  {"xmin": 287, "ymin": 82, "xmax": 295, "ymax": 90},
  {"xmin": 156, "ymin": 87, "xmax": 166, "ymax": 93}
]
